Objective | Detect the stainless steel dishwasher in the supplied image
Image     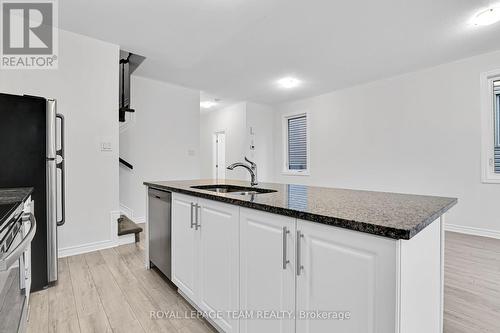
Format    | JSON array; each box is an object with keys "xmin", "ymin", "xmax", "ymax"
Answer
[{"xmin": 148, "ymin": 188, "xmax": 171, "ymax": 279}]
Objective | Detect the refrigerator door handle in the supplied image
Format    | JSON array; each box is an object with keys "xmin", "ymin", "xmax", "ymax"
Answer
[{"xmin": 56, "ymin": 113, "xmax": 65, "ymax": 226}]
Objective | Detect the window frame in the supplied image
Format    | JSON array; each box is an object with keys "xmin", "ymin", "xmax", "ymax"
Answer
[
  {"xmin": 480, "ymin": 69, "xmax": 500, "ymax": 183},
  {"xmin": 282, "ymin": 111, "xmax": 310, "ymax": 176}
]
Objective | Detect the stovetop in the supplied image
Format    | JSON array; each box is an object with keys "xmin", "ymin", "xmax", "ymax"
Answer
[
  {"xmin": 0, "ymin": 188, "xmax": 33, "ymax": 227},
  {"xmin": 0, "ymin": 203, "xmax": 17, "ymax": 227}
]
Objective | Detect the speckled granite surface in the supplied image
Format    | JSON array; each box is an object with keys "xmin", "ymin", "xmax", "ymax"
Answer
[
  {"xmin": 145, "ymin": 179, "xmax": 457, "ymax": 240},
  {"xmin": 0, "ymin": 187, "xmax": 33, "ymax": 224}
]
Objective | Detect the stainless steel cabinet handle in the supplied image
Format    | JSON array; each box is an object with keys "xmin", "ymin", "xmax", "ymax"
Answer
[
  {"xmin": 190, "ymin": 203, "xmax": 195, "ymax": 229},
  {"xmin": 296, "ymin": 230, "xmax": 304, "ymax": 276},
  {"xmin": 195, "ymin": 204, "xmax": 201, "ymax": 230},
  {"xmin": 282, "ymin": 226, "xmax": 290, "ymax": 269}
]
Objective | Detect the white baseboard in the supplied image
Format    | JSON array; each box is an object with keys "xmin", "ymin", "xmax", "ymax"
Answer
[
  {"xmin": 58, "ymin": 239, "xmax": 117, "ymax": 258},
  {"xmin": 134, "ymin": 216, "xmax": 146, "ymax": 224},
  {"xmin": 445, "ymin": 224, "xmax": 500, "ymax": 240},
  {"xmin": 119, "ymin": 203, "xmax": 134, "ymax": 218},
  {"xmin": 119, "ymin": 202, "xmax": 145, "ymax": 225},
  {"xmin": 58, "ymin": 210, "xmax": 137, "ymax": 258}
]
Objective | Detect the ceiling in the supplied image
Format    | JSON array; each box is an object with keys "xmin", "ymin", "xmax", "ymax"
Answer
[
  {"xmin": 60, "ymin": 0, "xmax": 500, "ymax": 105},
  {"xmin": 199, "ymin": 91, "xmax": 237, "ymax": 112}
]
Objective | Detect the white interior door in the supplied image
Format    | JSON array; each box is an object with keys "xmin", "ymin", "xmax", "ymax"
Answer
[{"xmin": 214, "ymin": 132, "xmax": 226, "ymax": 180}]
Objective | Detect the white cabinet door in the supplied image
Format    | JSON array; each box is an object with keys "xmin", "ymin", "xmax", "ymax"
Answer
[
  {"xmin": 171, "ymin": 193, "xmax": 198, "ymax": 302},
  {"xmin": 296, "ymin": 219, "xmax": 397, "ymax": 333},
  {"xmin": 239, "ymin": 208, "xmax": 296, "ymax": 333},
  {"xmin": 198, "ymin": 198, "xmax": 240, "ymax": 333}
]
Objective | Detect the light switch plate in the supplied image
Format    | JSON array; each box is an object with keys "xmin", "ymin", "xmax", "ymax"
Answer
[{"xmin": 101, "ymin": 142, "xmax": 112, "ymax": 152}]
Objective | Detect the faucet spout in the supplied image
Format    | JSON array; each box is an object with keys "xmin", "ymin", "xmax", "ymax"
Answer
[{"xmin": 227, "ymin": 157, "xmax": 258, "ymax": 186}]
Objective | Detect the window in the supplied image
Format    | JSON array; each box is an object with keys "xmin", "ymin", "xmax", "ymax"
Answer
[
  {"xmin": 283, "ymin": 113, "xmax": 309, "ymax": 174},
  {"xmin": 480, "ymin": 71, "xmax": 500, "ymax": 183},
  {"xmin": 495, "ymin": 81, "xmax": 500, "ymax": 174}
]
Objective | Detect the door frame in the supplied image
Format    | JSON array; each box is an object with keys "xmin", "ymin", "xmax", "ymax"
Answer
[{"xmin": 213, "ymin": 130, "xmax": 226, "ymax": 180}]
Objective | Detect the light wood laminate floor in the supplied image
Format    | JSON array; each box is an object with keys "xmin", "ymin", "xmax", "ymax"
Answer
[
  {"xmin": 26, "ymin": 229, "xmax": 215, "ymax": 333},
  {"xmin": 26, "ymin": 230, "xmax": 500, "ymax": 333},
  {"xmin": 444, "ymin": 232, "xmax": 500, "ymax": 333}
]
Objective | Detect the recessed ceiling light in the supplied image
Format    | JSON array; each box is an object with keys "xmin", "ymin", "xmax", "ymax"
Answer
[
  {"xmin": 472, "ymin": 7, "xmax": 500, "ymax": 26},
  {"xmin": 277, "ymin": 77, "xmax": 301, "ymax": 89},
  {"xmin": 200, "ymin": 101, "xmax": 217, "ymax": 109}
]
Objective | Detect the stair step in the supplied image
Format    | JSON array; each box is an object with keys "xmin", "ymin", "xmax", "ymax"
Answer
[{"xmin": 118, "ymin": 215, "xmax": 143, "ymax": 236}]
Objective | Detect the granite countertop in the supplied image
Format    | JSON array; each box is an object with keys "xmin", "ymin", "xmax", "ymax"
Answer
[
  {"xmin": 0, "ymin": 187, "xmax": 33, "ymax": 225},
  {"xmin": 144, "ymin": 179, "xmax": 457, "ymax": 240}
]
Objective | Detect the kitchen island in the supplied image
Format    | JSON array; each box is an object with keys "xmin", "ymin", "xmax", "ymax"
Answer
[{"xmin": 144, "ymin": 179, "xmax": 457, "ymax": 333}]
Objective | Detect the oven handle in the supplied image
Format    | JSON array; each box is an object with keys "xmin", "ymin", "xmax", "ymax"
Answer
[{"xmin": 0, "ymin": 213, "xmax": 36, "ymax": 271}]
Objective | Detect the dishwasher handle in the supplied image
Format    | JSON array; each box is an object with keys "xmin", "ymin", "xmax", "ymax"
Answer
[{"xmin": 148, "ymin": 188, "xmax": 170, "ymax": 200}]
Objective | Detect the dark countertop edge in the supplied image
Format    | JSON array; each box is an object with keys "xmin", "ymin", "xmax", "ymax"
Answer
[
  {"xmin": 407, "ymin": 197, "xmax": 458, "ymax": 239},
  {"xmin": 144, "ymin": 182, "xmax": 456, "ymax": 240},
  {"xmin": 0, "ymin": 187, "xmax": 34, "ymax": 224}
]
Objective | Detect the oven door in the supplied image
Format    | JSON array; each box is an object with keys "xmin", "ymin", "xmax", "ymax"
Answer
[{"xmin": 0, "ymin": 213, "xmax": 36, "ymax": 333}]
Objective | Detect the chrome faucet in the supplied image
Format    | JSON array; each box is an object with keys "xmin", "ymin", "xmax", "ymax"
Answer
[{"xmin": 227, "ymin": 157, "xmax": 258, "ymax": 186}]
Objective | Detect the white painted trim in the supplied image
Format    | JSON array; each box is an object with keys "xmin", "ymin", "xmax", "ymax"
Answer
[
  {"xmin": 58, "ymin": 210, "xmax": 136, "ymax": 258},
  {"xmin": 212, "ymin": 130, "xmax": 226, "ymax": 181},
  {"xmin": 281, "ymin": 170, "xmax": 310, "ymax": 176},
  {"xmin": 281, "ymin": 111, "xmax": 311, "ymax": 175},
  {"xmin": 445, "ymin": 223, "xmax": 500, "ymax": 239},
  {"xmin": 110, "ymin": 210, "xmax": 121, "ymax": 244},
  {"xmin": 119, "ymin": 203, "xmax": 134, "ymax": 217},
  {"xmin": 58, "ymin": 239, "xmax": 117, "ymax": 258},
  {"xmin": 119, "ymin": 202, "xmax": 145, "ymax": 224},
  {"xmin": 133, "ymin": 216, "xmax": 146, "ymax": 224},
  {"xmin": 480, "ymin": 69, "xmax": 500, "ymax": 183}
]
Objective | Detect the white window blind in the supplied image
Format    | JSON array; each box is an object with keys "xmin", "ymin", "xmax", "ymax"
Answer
[{"xmin": 287, "ymin": 115, "xmax": 307, "ymax": 170}]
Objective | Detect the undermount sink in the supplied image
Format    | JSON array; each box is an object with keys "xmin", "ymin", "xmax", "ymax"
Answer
[{"xmin": 190, "ymin": 184, "xmax": 277, "ymax": 195}]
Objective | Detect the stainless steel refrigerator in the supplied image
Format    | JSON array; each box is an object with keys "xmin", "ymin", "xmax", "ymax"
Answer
[{"xmin": 0, "ymin": 93, "xmax": 65, "ymax": 291}]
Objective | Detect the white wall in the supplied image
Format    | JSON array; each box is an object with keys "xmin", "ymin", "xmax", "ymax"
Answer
[
  {"xmin": 0, "ymin": 30, "xmax": 120, "ymax": 252},
  {"xmin": 200, "ymin": 102, "xmax": 275, "ymax": 182},
  {"xmin": 200, "ymin": 103, "xmax": 248, "ymax": 180},
  {"xmin": 274, "ymin": 49, "xmax": 500, "ymax": 234},
  {"xmin": 120, "ymin": 75, "xmax": 200, "ymax": 220}
]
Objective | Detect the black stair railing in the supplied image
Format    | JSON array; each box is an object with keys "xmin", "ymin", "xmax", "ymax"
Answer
[{"xmin": 119, "ymin": 158, "xmax": 133, "ymax": 170}]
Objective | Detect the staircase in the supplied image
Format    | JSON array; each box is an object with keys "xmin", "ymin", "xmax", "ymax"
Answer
[
  {"xmin": 118, "ymin": 50, "xmax": 146, "ymax": 243},
  {"xmin": 118, "ymin": 215, "xmax": 143, "ymax": 243}
]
